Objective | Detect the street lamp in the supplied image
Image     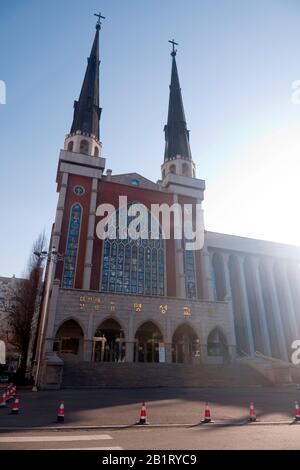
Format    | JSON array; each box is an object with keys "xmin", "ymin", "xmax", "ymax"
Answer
[{"xmin": 32, "ymin": 247, "xmax": 64, "ymax": 391}]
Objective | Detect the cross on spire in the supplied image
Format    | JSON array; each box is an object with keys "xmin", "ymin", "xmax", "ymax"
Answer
[
  {"xmin": 94, "ymin": 12, "xmax": 105, "ymax": 29},
  {"xmin": 168, "ymin": 39, "xmax": 178, "ymax": 56}
]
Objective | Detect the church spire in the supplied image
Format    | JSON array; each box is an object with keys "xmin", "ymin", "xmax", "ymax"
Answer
[
  {"xmin": 70, "ymin": 15, "xmax": 104, "ymax": 139},
  {"xmin": 164, "ymin": 40, "xmax": 192, "ymax": 162}
]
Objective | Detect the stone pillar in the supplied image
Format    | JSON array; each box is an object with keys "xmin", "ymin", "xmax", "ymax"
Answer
[
  {"xmin": 52, "ymin": 172, "xmax": 68, "ymax": 253},
  {"xmin": 200, "ymin": 244, "xmax": 215, "ymax": 301},
  {"xmin": 84, "ymin": 339, "xmax": 93, "ymax": 361},
  {"xmin": 173, "ymin": 194, "xmax": 186, "ymax": 298},
  {"xmin": 280, "ymin": 262, "xmax": 300, "ymax": 341},
  {"xmin": 165, "ymin": 343, "xmax": 173, "ymax": 363},
  {"xmin": 250, "ymin": 257, "xmax": 272, "ymax": 357},
  {"xmin": 44, "ymin": 279, "xmax": 60, "ymax": 353},
  {"xmin": 125, "ymin": 341, "xmax": 134, "ymax": 362},
  {"xmin": 221, "ymin": 252, "xmax": 237, "ymax": 351},
  {"xmin": 235, "ymin": 255, "xmax": 255, "ymax": 356},
  {"xmin": 263, "ymin": 259, "xmax": 288, "ymax": 361},
  {"xmin": 83, "ymin": 178, "xmax": 98, "ymax": 290}
]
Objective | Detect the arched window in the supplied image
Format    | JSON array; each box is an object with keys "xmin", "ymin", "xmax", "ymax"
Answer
[
  {"xmin": 94, "ymin": 146, "xmax": 99, "ymax": 157},
  {"xmin": 207, "ymin": 328, "xmax": 228, "ymax": 358},
  {"xmin": 62, "ymin": 204, "xmax": 82, "ymax": 288},
  {"xmin": 182, "ymin": 163, "xmax": 189, "ymax": 176},
  {"xmin": 100, "ymin": 205, "xmax": 165, "ymax": 296},
  {"xmin": 170, "ymin": 164, "xmax": 176, "ymax": 174},
  {"xmin": 67, "ymin": 141, "xmax": 74, "ymax": 152},
  {"xmin": 162, "ymin": 169, "xmax": 166, "ymax": 179},
  {"xmin": 80, "ymin": 139, "xmax": 89, "ymax": 155},
  {"xmin": 184, "ymin": 246, "xmax": 197, "ymax": 299}
]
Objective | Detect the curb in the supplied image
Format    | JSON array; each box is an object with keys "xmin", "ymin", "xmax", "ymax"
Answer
[{"xmin": 0, "ymin": 420, "xmax": 299, "ymax": 432}]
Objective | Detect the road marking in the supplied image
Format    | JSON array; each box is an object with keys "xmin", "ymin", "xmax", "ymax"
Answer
[
  {"xmin": 0, "ymin": 435, "xmax": 112, "ymax": 443},
  {"xmin": 49, "ymin": 447, "xmax": 123, "ymax": 450}
]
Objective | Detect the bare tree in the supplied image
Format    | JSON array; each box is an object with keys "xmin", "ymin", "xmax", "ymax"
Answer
[{"xmin": 6, "ymin": 233, "xmax": 47, "ymax": 382}]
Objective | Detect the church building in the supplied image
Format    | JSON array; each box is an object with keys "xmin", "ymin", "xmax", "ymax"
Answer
[{"xmin": 38, "ymin": 19, "xmax": 300, "ymax": 388}]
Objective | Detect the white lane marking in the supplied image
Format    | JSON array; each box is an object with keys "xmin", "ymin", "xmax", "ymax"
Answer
[
  {"xmin": 49, "ymin": 447, "xmax": 123, "ymax": 450},
  {"xmin": 0, "ymin": 435, "xmax": 112, "ymax": 443}
]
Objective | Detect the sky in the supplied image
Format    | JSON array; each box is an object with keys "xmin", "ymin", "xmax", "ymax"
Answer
[{"xmin": 1, "ymin": 0, "xmax": 300, "ymax": 277}]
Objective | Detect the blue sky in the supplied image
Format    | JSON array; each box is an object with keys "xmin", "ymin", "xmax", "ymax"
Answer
[{"xmin": 1, "ymin": 0, "xmax": 300, "ymax": 277}]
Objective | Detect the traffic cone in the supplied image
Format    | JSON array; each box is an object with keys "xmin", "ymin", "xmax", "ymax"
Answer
[
  {"xmin": 57, "ymin": 401, "xmax": 65, "ymax": 423},
  {"xmin": 249, "ymin": 402, "xmax": 256, "ymax": 422},
  {"xmin": 136, "ymin": 402, "xmax": 149, "ymax": 425},
  {"xmin": 294, "ymin": 401, "xmax": 300, "ymax": 421},
  {"xmin": 12, "ymin": 385, "xmax": 16, "ymax": 397},
  {"xmin": 201, "ymin": 402, "xmax": 212, "ymax": 423},
  {"xmin": 6, "ymin": 387, "xmax": 11, "ymax": 401},
  {"xmin": 11, "ymin": 396, "xmax": 20, "ymax": 415},
  {"xmin": 0, "ymin": 391, "xmax": 6, "ymax": 408}
]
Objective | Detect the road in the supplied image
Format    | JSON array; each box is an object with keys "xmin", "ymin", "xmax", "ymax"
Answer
[
  {"xmin": 1, "ymin": 425, "xmax": 300, "ymax": 450},
  {"xmin": 1, "ymin": 386, "xmax": 300, "ymax": 450}
]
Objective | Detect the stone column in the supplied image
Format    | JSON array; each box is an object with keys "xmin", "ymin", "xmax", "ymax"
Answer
[
  {"xmin": 280, "ymin": 262, "xmax": 300, "ymax": 341},
  {"xmin": 84, "ymin": 339, "xmax": 93, "ymax": 361},
  {"xmin": 52, "ymin": 172, "xmax": 68, "ymax": 253},
  {"xmin": 173, "ymin": 194, "xmax": 186, "ymax": 298},
  {"xmin": 221, "ymin": 252, "xmax": 237, "ymax": 351},
  {"xmin": 44, "ymin": 279, "xmax": 61, "ymax": 353},
  {"xmin": 165, "ymin": 343, "xmax": 173, "ymax": 363},
  {"xmin": 250, "ymin": 257, "xmax": 272, "ymax": 357},
  {"xmin": 235, "ymin": 255, "xmax": 255, "ymax": 356},
  {"xmin": 125, "ymin": 342, "xmax": 134, "ymax": 362},
  {"xmin": 83, "ymin": 178, "xmax": 98, "ymax": 290},
  {"xmin": 200, "ymin": 244, "xmax": 215, "ymax": 301},
  {"xmin": 263, "ymin": 259, "xmax": 288, "ymax": 361}
]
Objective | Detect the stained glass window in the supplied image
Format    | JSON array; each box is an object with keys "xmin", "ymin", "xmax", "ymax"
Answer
[
  {"xmin": 62, "ymin": 204, "xmax": 82, "ymax": 288},
  {"xmin": 184, "ymin": 245, "xmax": 197, "ymax": 299},
  {"xmin": 100, "ymin": 206, "xmax": 165, "ymax": 296}
]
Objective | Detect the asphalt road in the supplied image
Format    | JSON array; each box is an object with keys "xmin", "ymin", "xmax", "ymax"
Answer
[
  {"xmin": 1, "ymin": 426, "xmax": 300, "ymax": 450},
  {"xmin": 1, "ymin": 387, "xmax": 300, "ymax": 428},
  {"xmin": 1, "ymin": 386, "xmax": 300, "ymax": 450}
]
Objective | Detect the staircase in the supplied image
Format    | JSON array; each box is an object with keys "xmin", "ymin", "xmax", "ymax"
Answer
[{"xmin": 61, "ymin": 361, "xmax": 272, "ymax": 389}]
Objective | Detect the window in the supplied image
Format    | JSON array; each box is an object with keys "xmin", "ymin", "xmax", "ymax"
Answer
[
  {"xmin": 94, "ymin": 147, "xmax": 99, "ymax": 157},
  {"xmin": 62, "ymin": 204, "xmax": 82, "ymax": 288},
  {"xmin": 184, "ymin": 246, "xmax": 197, "ymax": 299},
  {"xmin": 80, "ymin": 139, "xmax": 89, "ymax": 155},
  {"xmin": 67, "ymin": 141, "xmax": 74, "ymax": 152},
  {"xmin": 182, "ymin": 163, "xmax": 189, "ymax": 176},
  {"xmin": 170, "ymin": 164, "xmax": 176, "ymax": 174},
  {"xmin": 101, "ymin": 206, "xmax": 165, "ymax": 296}
]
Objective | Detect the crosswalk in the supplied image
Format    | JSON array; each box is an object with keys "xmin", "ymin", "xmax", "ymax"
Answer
[{"xmin": 0, "ymin": 433, "xmax": 123, "ymax": 450}]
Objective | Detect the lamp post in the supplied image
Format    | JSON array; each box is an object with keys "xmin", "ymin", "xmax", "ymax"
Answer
[{"xmin": 32, "ymin": 248, "xmax": 63, "ymax": 391}]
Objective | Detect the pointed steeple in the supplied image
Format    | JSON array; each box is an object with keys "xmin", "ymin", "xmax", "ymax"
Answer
[
  {"xmin": 70, "ymin": 21, "xmax": 102, "ymax": 139},
  {"xmin": 164, "ymin": 42, "xmax": 192, "ymax": 162}
]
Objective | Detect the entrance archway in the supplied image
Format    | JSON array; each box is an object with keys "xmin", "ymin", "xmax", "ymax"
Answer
[
  {"xmin": 93, "ymin": 319, "xmax": 125, "ymax": 362},
  {"xmin": 172, "ymin": 324, "xmax": 200, "ymax": 363},
  {"xmin": 134, "ymin": 322, "xmax": 163, "ymax": 363},
  {"xmin": 207, "ymin": 328, "xmax": 229, "ymax": 361},
  {"xmin": 54, "ymin": 319, "xmax": 84, "ymax": 360}
]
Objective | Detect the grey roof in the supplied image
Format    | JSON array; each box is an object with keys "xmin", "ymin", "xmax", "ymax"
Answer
[
  {"xmin": 164, "ymin": 51, "xmax": 192, "ymax": 162},
  {"xmin": 70, "ymin": 24, "xmax": 101, "ymax": 139}
]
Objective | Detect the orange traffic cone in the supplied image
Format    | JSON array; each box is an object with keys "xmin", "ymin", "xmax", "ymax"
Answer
[
  {"xmin": 294, "ymin": 401, "xmax": 300, "ymax": 421},
  {"xmin": 201, "ymin": 402, "xmax": 212, "ymax": 423},
  {"xmin": 0, "ymin": 391, "xmax": 6, "ymax": 408},
  {"xmin": 249, "ymin": 402, "xmax": 256, "ymax": 422},
  {"xmin": 136, "ymin": 402, "xmax": 149, "ymax": 425},
  {"xmin": 11, "ymin": 396, "xmax": 20, "ymax": 415},
  {"xmin": 6, "ymin": 387, "xmax": 12, "ymax": 401},
  {"xmin": 12, "ymin": 385, "xmax": 16, "ymax": 397},
  {"xmin": 57, "ymin": 401, "xmax": 65, "ymax": 423}
]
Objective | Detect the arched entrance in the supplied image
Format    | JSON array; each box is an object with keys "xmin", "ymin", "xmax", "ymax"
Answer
[
  {"xmin": 134, "ymin": 322, "xmax": 163, "ymax": 363},
  {"xmin": 207, "ymin": 328, "xmax": 229, "ymax": 361},
  {"xmin": 54, "ymin": 319, "xmax": 84, "ymax": 360},
  {"xmin": 93, "ymin": 319, "xmax": 125, "ymax": 362},
  {"xmin": 172, "ymin": 324, "xmax": 200, "ymax": 363}
]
